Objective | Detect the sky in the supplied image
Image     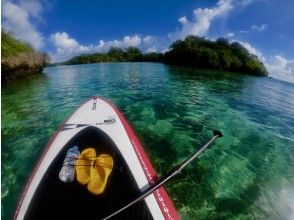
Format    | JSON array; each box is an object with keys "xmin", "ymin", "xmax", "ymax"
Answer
[{"xmin": 2, "ymin": 0, "xmax": 294, "ymax": 83}]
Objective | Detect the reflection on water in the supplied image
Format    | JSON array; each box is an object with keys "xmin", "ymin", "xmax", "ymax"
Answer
[{"xmin": 2, "ymin": 63, "xmax": 294, "ymax": 219}]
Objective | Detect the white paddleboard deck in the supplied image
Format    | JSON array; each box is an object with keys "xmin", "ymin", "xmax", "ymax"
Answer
[{"xmin": 14, "ymin": 97, "xmax": 179, "ymax": 220}]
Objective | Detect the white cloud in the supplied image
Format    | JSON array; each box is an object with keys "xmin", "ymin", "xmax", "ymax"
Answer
[
  {"xmin": 51, "ymin": 32, "xmax": 80, "ymax": 49},
  {"xmin": 97, "ymin": 40, "xmax": 105, "ymax": 48},
  {"xmin": 239, "ymin": 41, "xmax": 265, "ymax": 61},
  {"xmin": 230, "ymin": 40, "xmax": 294, "ymax": 83},
  {"xmin": 50, "ymin": 32, "xmax": 144, "ymax": 62},
  {"xmin": 49, "ymin": 0, "xmax": 261, "ymax": 62},
  {"xmin": 169, "ymin": 0, "xmax": 233, "ymax": 41},
  {"xmin": 146, "ymin": 46, "xmax": 157, "ymax": 53},
  {"xmin": 143, "ymin": 36, "xmax": 153, "ymax": 43},
  {"xmin": 239, "ymin": 24, "xmax": 268, "ymax": 35},
  {"xmin": 239, "ymin": 30, "xmax": 249, "ymax": 34},
  {"xmin": 94, "ymin": 35, "xmax": 142, "ymax": 53},
  {"xmin": 2, "ymin": 0, "xmax": 44, "ymax": 49},
  {"xmin": 236, "ymin": 0, "xmax": 256, "ymax": 6},
  {"xmin": 251, "ymin": 24, "xmax": 267, "ymax": 32},
  {"xmin": 178, "ymin": 16, "xmax": 188, "ymax": 24},
  {"xmin": 50, "ymin": 32, "xmax": 94, "ymax": 62},
  {"xmin": 49, "ymin": 32, "xmax": 171, "ymax": 61},
  {"xmin": 231, "ymin": 40, "xmax": 294, "ymax": 83},
  {"xmin": 265, "ymin": 55, "xmax": 294, "ymax": 83},
  {"xmin": 142, "ymin": 35, "xmax": 166, "ymax": 50},
  {"xmin": 19, "ymin": 0, "xmax": 43, "ymax": 20},
  {"xmin": 122, "ymin": 35, "xmax": 141, "ymax": 47},
  {"xmin": 124, "ymin": 35, "xmax": 141, "ymax": 46},
  {"xmin": 225, "ymin": 32, "xmax": 234, "ymax": 37}
]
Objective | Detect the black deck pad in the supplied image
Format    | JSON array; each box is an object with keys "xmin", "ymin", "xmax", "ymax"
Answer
[{"xmin": 24, "ymin": 126, "xmax": 153, "ymax": 220}]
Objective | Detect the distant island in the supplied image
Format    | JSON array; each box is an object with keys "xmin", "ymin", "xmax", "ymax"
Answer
[
  {"xmin": 2, "ymin": 32, "xmax": 268, "ymax": 82},
  {"xmin": 1, "ymin": 31, "xmax": 49, "ymax": 83},
  {"xmin": 64, "ymin": 47, "xmax": 163, "ymax": 65},
  {"xmin": 63, "ymin": 35, "xmax": 268, "ymax": 77}
]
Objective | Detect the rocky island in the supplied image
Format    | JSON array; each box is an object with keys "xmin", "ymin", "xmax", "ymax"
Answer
[{"xmin": 1, "ymin": 31, "xmax": 50, "ymax": 84}]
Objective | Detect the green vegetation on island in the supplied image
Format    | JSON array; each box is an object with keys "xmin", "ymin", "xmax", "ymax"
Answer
[
  {"xmin": 164, "ymin": 36, "xmax": 268, "ymax": 76},
  {"xmin": 2, "ymin": 31, "xmax": 34, "ymax": 57},
  {"xmin": 64, "ymin": 35, "xmax": 268, "ymax": 77},
  {"xmin": 65, "ymin": 47, "xmax": 163, "ymax": 65},
  {"xmin": 1, "ymin": 31, "xmax": 50, "ymax": 83}
]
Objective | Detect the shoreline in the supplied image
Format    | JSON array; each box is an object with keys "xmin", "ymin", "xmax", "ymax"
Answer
[{"xmin": 1, "ymin": 52, "xmax": 48, "ymax": 84}]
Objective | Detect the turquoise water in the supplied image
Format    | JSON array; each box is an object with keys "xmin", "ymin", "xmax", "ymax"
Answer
[{"xmin": 2, "ymin": 63, "xmax": 294, "ymax": 219}]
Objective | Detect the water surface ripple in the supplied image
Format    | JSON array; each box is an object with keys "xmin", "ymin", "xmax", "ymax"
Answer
[{"xmin": 2, "ymin": 63, "xmax": 294, "ymax": 219}]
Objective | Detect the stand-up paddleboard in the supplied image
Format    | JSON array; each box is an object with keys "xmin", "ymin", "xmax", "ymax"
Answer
[{"xmin": 14, "ymin": 97, "xmax": 179, "ymax": 220}]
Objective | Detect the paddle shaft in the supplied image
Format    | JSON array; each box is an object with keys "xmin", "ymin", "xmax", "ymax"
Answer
[{"xmin": 102, "ymin": 130, "xmax": 223, "ymax": 220}]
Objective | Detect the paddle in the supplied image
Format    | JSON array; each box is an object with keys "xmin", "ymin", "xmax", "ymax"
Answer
[{"xmin": 102, "ymin": 130, "xmax": 223, "ymax": 220}]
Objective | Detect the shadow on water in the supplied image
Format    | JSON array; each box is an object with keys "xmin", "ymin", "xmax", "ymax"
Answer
[
  {"xmin": 165, "ymin": 65, "xmax": 250, "ymax": 94},
  {"xmin": 2, "ymin": 73, "xmax": 49, "ymax": 91}
]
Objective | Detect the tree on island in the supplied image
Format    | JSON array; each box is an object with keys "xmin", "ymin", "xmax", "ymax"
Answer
[
  {"xmin": 164, "ymin": 36, "xmax": 268, "ymax": 76},
  {"xmin": 66, "ymin": 46, "xmax": 152, "ymax": 64},
  {"xmin": 64, "ymin": 35, "xmax": 268, "ymax": 77}
]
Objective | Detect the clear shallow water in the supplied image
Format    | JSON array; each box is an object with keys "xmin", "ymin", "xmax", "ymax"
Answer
[{"xmin": 2, "ymin": 63, "xmax": 294, "ymax": 219}]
